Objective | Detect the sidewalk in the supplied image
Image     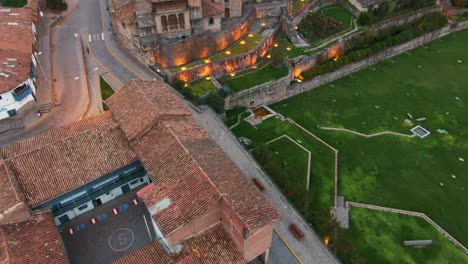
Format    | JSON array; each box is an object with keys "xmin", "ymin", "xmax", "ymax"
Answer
[{"xmin": 190, "ymin": 106, "xmax": 340, "ymax": 264}]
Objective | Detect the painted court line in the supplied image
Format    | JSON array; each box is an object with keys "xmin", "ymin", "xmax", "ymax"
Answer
[{"xmin": 143, "ymin": 215, "xmax": 152, "ymax": 240}]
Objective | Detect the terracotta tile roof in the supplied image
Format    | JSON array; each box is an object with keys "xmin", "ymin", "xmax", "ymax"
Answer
[
  {"xmin": 164, "ymin": 117, "xmax": 281, "ymax": 231},
  {"xmin": 5, "ymin": 113, "xmax": 138, "ymax": 207},
  {"xmin": 0, "ymin": 7, "xmax": 34, "ymax": 94},
  {"xmin": 132, "ymin": 123, "xmax": 220, "ymax": 236},
  {"xmin": 114, "ymin": 224, "xmax": 245, "ymax": 264},
  {"xmin": 111, "ymin": 0, "xmax": 136, "ymax": 25},
  {"xmin": 1, "ymin": 112, "xmax": 115, "ymax": 159},
  {"xmin": 201, "ymin": 0, "xmax": 223, "ymax": 18},
  {"xmin": 152, "ymin": 0, "xmax": 187, "ymax": 14},
  {"xmin": 0, "ymin": 160, "xmax": 23, "ymax": 213},
  {"xmin": 106, "ymin": 80, "xmax": 190, "ymax": 142},
  {"xmin": 0, "ymin": 212, "xmax": 69, "ymax": 264}
]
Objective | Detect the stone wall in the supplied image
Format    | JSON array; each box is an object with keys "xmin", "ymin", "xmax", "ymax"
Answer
[
  {"xmin": 169, "ymin": 25, "xmax": 282, "ymax": 82},
  {"xmin": 254, "ymin": 2, "xmax": 286, "ymax": 19},
  {"xmin": 225, "ymin": 22, "xmax": 468, "ymax": 109},
  {"xmin": 157, "ymin": 9, "xmax": 256, "ymax": 68},
  {"xmin": 225, "ymin": 67, "xmax": 292, "ymax": 109}
]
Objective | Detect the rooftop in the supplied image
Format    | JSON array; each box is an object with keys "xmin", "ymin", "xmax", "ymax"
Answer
[
  {"xmin": 0, "ymin": 6, "xmax": 35, "ymax": 94},
  {"xmin": 201, "ymin": 0, "xmax": 223, "ymax": 18},
  {"xmin": 114, "ymin": 224, "xmax": 245, "ymax": 264},
  {"xmin": 0, "ymin": 213, "xmax": 69, "ymax": 264}
]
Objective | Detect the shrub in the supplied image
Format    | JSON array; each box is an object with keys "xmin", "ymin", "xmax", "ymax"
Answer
[
  {"xmin": 298, "ymin": 12, "xmax": 344, "ymax": 43},
  {"xmin": 47, "ymin": 0, "xmax": 68, "ymax": 10},
  {"xmin": 1, "ymin": 0, "xmax": 27, "ymax": 7},
  {"xmin": 358, "ymin": 12, "xmax": 374, "ymax": 25},
  {"xmin": 206, "ymin": 91, "xmax": 225, "ymax": 114}
]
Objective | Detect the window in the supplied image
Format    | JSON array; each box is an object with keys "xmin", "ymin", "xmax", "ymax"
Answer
[
  {"xmin": 130, "ymin": 179, "xmax": 139, "ymax": 185},
  {"xmin": 209, "ymin": 17, "xmax": 214, "ymax": 25},
  {"xmin": 78, "ymin": 204, "xmax": 88, "ymax": 211},
  {"xmin": 168, "ymin": 14, "xmax": 178, "ymax": 31},
  {"xmin": 121, "ymin": 22, "xmax": 125, "ymax": 29},
  {"xmin": 161, "ymin": 15, "xmax": 168, "ymax": 32},
  {"xmin": 0, "ymin": 96, "xmax": 2, "ymax": 100},
  {"xmin": 224, "ymin": 0, "xmax": 228, "ymax": 2},
  {"xmin": 13, "ymin": 84, "xmax": 28, "ymax": 96},
  {"xmin": 178, "ymin": 13, "xmax": 185, "ymax": 29}
]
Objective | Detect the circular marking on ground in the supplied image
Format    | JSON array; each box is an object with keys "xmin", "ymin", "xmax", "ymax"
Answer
[{"xmin": 108, "ymin": 228, "xmax": 135, "ymax": 252}]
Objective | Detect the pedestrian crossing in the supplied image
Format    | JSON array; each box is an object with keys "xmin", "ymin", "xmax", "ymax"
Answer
[{"xmin": 88, "ymin": 32, "xmax": 105, "ymax": 42}]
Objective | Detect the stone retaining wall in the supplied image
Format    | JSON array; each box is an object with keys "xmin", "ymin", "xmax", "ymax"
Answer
[
  {"xmin": 225, "ymin": 21, "xmax": 468, "ymax": 109},
  {"xmin": 225, "ymin": 67, "xmax": 292, "ymax": 109},
  {"xmin": 168, "ymin": 25, "xmax": 282, "ymax": 83}
]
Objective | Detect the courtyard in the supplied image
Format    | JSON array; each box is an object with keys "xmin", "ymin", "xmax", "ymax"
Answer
[
  {"xmin": 228, "ymin": 29, "xmax": 468, "ymax": 262},
  {"xmin": 59, "ymin": 191, "xmax": 156, "ymax": 264}
]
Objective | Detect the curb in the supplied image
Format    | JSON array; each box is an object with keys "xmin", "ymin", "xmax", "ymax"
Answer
[{"xmin": 76, "ymin": 35, "xmax": 90, "ymax": 120}]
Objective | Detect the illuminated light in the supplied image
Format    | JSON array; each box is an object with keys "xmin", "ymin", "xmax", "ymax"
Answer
[
  {"xmin": 261, "ymin": 22, "xmax": 266, "ymax": 27},
  {"xmin": 248, "ymin": 33, "xmax": 254, "ymax": 37},
  {"xmin": 205, "ymin": 77, "xmax": 211, "ymax": 80},
  {"xmin": 324, "ymin": 236, "xmax": 330, "ymax": 246},
  {"xmin": 240, "ymin": 40, "xmax": 246, "ymax": 45},
  {"xmin": 230, "ymin": 73, "xmax": 236, "ymax": 77},
  {"xmin": 294, "ymin": 26, "xmax": 298, "ymax": 30},
  {"xmin": 225, "ymin": 50, "xmax": 231, "ymax": 55},
  {"xmin": 274, "ymin": 43, "xmax": 278, "ymax": 47},
  {"xmin": 286, "ymin": 47, "xmax": 292, "ymax": 51},
  {"xmin": 156, "ymin": 69, "xmax": 161, "ymax": 72},
  {"xmin": 184, "ymin": 83, "xmax": 189, "ymax": 88},
  {"xmin": 300, "ymin": 0, "xmax": 304, "ymax": 2},
  {"xmin": 204, "ymin": 59, "xmax": 211, "ymax": 63},
  {"xmin": 266, "ymin": 55, "xmax": 271, "ymax": 59},
  {"xmin": 334, "ymin": 56, "xmax": 339, "ymax": 61},
  {"xmin": 296, "ymin": 79, "xmax": 302, "ymax": 83},
  {"xmin": 181, "ymin": 66, "xmax": 187, "ymax": 71},
  {"xmin": 251, "ymin": 65, "xmax": 257, "ymax": 69}
]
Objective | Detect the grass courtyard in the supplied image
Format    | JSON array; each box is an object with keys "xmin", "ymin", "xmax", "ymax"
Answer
[
  {"xmin": 223, "ymin": 64, "xmax": 289, "ymax": 93},
  {"xmin": 228, "ymin": 29, "xmax": 468, "ymax": 262}
]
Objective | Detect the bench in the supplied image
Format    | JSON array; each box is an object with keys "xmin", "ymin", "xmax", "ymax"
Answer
[
  {"xmin": 289, "ymin": 223, "xmax": 304, "ymax": 240},
  {"xmin": 253, "ymin": 178, "xmax": 265, "ymax": 191}
]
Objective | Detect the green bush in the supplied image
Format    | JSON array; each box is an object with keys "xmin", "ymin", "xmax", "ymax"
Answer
[
  {"xmin": 358, "ymin": 12, "xmax": 374, "ymax": 25},
  {"xmin": 301, "ymin": 12, "xmax": 447, "ymax": 80},
  {"xmin": 47, "ymin": 0, "xmax": 68, "ymax": 10},
  {"xmin": 298, "ymin": 12, "xmax": 345, "ymax": 44},
  {"xmin": 1, "ymin": 0, "xmax": 27, "ymax": 7},
  {"xmin": 205, "ymin": 90, "xmax": 225, "ymax": 114}
]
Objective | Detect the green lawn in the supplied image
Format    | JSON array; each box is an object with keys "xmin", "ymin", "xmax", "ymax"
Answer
[
  {"xmin": 1, "ymin": 0, "xmax": 26, "ymax": 7},
  {"xmin": 189, "ymin": 78, "xmax": 216, "ymax": 97},
  {"xmin": 270, "ymin": 30, "xmax": 468, "ymax": 247},
  {"xmin": 223, "ymin": 64, "xmax": 289, "ymax": 93},
  {"xmin": 100, "ymin": 76, "xmax": 114, "ymax": 111},
  {"xmin": 227, "ymin": 29, "xmax": 468, "ymax": 261},
  {"xmin": 319, "ymin": 4, "xmax": 353, "ymax": 27},
  {"xmin": 342, "ymin": 207, "xmax": 468, "ymax": 264},
  {"xmin": 232, "ymin": 117, "xmax": 336, "ymax": 226}
]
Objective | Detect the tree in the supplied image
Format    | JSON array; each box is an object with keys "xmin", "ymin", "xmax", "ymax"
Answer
[
  {"xmin": 270, "ymin": 43, "xmax": 288, "ymax": 69},
  {"xmin": 206, "ymin": 91, "xmax": 225, "ymax": 113},
  {"xmin": 358, "ymin": 12, "xmax": 374, "ymax": 26}
]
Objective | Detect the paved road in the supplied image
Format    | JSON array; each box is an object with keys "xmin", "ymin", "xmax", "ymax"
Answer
[{"xmin": 0, "ymin": 2, "xmax": 89, "ymax": 146}]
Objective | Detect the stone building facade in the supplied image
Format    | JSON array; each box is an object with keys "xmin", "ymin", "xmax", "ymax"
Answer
[{"xmin": 109, "ymin": 0, "xmax": 244, "ymax": 66}]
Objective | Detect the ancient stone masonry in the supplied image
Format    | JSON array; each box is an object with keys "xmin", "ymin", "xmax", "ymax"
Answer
[
  {"xmin": 109, "ymin": 0, "xmax": 246, "ymax": 67},
  {"xmin": 168, "ymin": 25, "xmax": 282, "ymax": 82},
  {"xmin": 225, "ymin": 21, "xmax": 468, "ymax": 109}
]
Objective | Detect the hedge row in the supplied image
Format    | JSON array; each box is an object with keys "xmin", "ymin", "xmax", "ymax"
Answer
[{"xmin": 301, "ymin": 12, "xmax": 447, "ymax": 80}]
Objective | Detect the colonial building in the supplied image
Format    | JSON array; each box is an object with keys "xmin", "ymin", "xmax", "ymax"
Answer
[
  {"xmin": 0, "ymin": 79, "xmax": 281, "ymax": 263},
  {"xmin": 109, "ymin": 0, "xmax": 244, "ymax": 66},
  {"xmin": 0, "ymin": 2, "xmax": 38, "ymax": 120}
]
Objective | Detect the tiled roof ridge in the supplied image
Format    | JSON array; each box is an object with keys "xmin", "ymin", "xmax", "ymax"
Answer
[
  {"xmin": 1, "ymin": 161, "xmax": 20, "ymax": 203},
  {"xmin": 164, "ymin": 124, "xmax": 223, "ymax": 197},
  {"xmin": 3, "ymin": 120, "xmax": 116, "ymax": 161},
  {"xmin": 138, "ymin": 80, "xmax": 188, "ymax": 119},
  {"xmin": 0, "ymin": 228, "xmax": 10, "ymax": 263}
]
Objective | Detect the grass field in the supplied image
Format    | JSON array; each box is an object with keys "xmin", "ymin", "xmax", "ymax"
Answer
[
  {"xmin": 344, "ymin": 207, "xmax": 468, "ymax": 263},
  {"xmin": 223, "ymin": 64, "xmax": 289, "ymax": 93},
  {"xmin": 232, "ymin": 117, "xmax": 336, "ymax": 225},
  {"xmin": 319, "ymin": 4, "xmax": 353, "ymax": 27},
  {"xmin": 100, "ymin": 76, "xmax": 114, "ymax": 111},
  {"xmin": 189, "ymin": 78, "xmax": 216, "ymax": 96},
  {"xmin": 228, "ymin": 29, "xmax": 468, "ymax": 261}
]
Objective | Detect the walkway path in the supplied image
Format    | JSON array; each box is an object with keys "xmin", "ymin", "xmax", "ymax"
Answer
[
  {"xmin": 190, "ymin": 106, "xmax": 340, "ymax": 264},
  {"xmin": 320, "ymin": 126, "xmax": 416, "ymax": 138}
]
